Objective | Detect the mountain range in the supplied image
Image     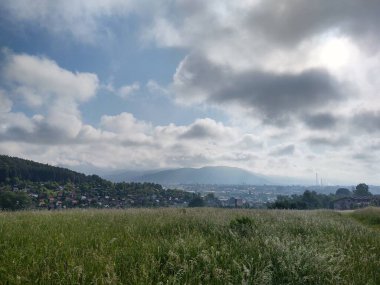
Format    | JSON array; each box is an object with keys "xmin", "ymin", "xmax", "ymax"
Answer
[
  {"xmin": 105, "ymin": 166, "xmax": 270, "ymax": 185},
  {"xmin": 0, "ymin": 155, "xmax": 310, "ymax": 186}
]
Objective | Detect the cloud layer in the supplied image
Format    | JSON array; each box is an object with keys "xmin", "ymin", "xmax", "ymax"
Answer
[
  {"xmin": 172, "ymin": 54, "xmax": 345, "ymax": 125},
  {"xmin": 0, "ymin": 51, "xmax": 264, "ymax": 173},
  {"xmin": 1, "ymin": 51, "xmax": 99, "ymax": 144},
  {"xmin": 2, "ymin": 1, "xmax": 380, "ymax": 183}
]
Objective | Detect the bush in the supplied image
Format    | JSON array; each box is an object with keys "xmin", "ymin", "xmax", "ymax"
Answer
[
  {"xmin": 0, "ymin": 191, "xmax": 31, "ymax": 210},
  {"xmin": 229, "ymin": 216, "xmax": 255, "ymax": 237},
  {"xmin": 188, "ymin": 196, "xmax": 204, "ymax": 207}
]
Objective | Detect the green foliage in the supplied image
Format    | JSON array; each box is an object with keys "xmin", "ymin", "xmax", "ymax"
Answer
[
  {"xmin": 188, "ymin": 195, "xmax": 205, "ymax": 207},
  {"xmin": 0, "ymin": 155, "xmax": 194, "ymax": 209},
  {"xmin": 0, "ymin": 209, "xmax": 379, "ymax": 284},
  {"xmin": 335, "ymin": 188, "xmax": 352, "ymax": 196},
  {"xmin": 0, "ymin": 155, "xmax": 109, "ymax": 185},
  {"xmin": 353, "ymin": 183, "xmax": 372, "ymax": 197},
  {"xmin": 0, "ymin": 191, "xmax": 31, "ymax": 210},
  {"xmin": 229, "ymin": 216, "xmax": 255, "ymax": 237},
  {"xmin": 350, "ymin": 207, "xmax": 380, "ymax": 227},
  {"xmin": 269, "ymin": 190, "xmax": 335, "ymax": 209}
]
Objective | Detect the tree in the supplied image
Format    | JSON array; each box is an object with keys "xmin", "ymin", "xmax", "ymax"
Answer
[
  {"xmin": 188, "ymin": 196, "xmax": 205, "ymax": 207},
  {"xmin": 336, "ymin": 188, "xmax": 352, "ymax": 196},
  {"xmin": 353, "ymin": 183, "xmax": 372, "ymax": 197},
  {"xmin": 268, "ymin": 190, "xmax": 335, "ymax": 209},
  {"xmin": 0, "ymin": 191, "xmax": 31, "ymax": 210}
]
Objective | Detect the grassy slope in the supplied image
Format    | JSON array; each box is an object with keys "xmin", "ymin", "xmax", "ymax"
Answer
[
  {"xmin": 350, "ymin": 207, "xmax": 380, "ymax": 228},
  {"xmin": 0, "ymin": 209, "xmax": 379, "ymax": 284}
]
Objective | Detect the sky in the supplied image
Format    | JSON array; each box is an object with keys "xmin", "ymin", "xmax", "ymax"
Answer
[{"xmin": 1, "ymin": 0, "xmax": 380, "ymax": 184}]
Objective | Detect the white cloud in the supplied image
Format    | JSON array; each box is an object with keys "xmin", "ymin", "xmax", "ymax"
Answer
[
  {"xmin": 4, "ymin": 52, "xmax": 99, "ymax": 106},
  {"xmin": 0, "ymin": 112, "xmax": 34, "ymax": 136},
  {"xmin": 99, "ymin": 112, "xmax": 153, "ymax": 145},
  {"xmin": 117, "ymin": 82, "xmax": 140, "ymax": 99},
  {"xmin": 3, "ymin": 104, "xmax": 380, "ymax": 182},
  {"xmin": 1, "ymin": 51, "xmax": 99, "ymax": 143},
  {"xmin": 138, "ymin": 0, "xmax": 380, "ymax": 183},
  {"xmin": 140, "ymin": 0, "xmax": 380, "ymax": 121},
  {"xmin": 237, "ymin": 134, "xmax": 264, "ymax": 150},
  {"xmin": 3, "ymin": 2, "xmax": 380, "ymax": 183},
  {"xmin": 0, "ymin": 96, "xmax": 270, "ymax": 174},
  {"xmin": 179, "ymin": 118, "xmax": 237, "ymax": 141},
  {"xmin": 0, "ymin": 90, "xmax": 12, "ymax": 112},
  {"xmin": 143, "ymin": 18, "xmax": 182, "ymax": 48},
  {"xmin": 100, "ymin": 112, "xmax": 149, "ymax": 134},
  {"xmin": 146, "ymin": 80, "xmax": 169, "ymax": 96}
]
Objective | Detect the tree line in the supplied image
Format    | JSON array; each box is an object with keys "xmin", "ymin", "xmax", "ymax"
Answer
[
  {"xmin": 268, "ymin": 183, "xmax": 373, "ymax": 209},
  {"xmin": 0, "ymin": 155, "xmax": 196, "ymax": 210},
  {"xmin": 0, "ymin": 155, "xmax": 104, "ymax": 184}
]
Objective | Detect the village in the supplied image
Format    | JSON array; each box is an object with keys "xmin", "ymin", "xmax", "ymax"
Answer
[
  {"xmin": 5, "ymin": 180, "xmax": 380, "ymax": 211},
  {"xmin": 12, "ymin": 182, "xmax": 263, "ymax": 210},
  {"xmin": 5, "ymin": 181, "xmax": 195, "ymax": 210}
]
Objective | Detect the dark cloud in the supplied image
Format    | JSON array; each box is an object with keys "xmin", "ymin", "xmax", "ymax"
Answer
[
  {"xmin": 352, "ymin": 152, "xmax": 377, "ymax": 163},
  {"xmin": 0, "ymin": 112, "xmax": 82, "ymax": 145},
  {"xmin": 303, "ymin": 113, "xmax": 339, "ymax": 130},
  {"xmin": 218, "ymin": 68, "xmax": 342, "ymax": 124},
  {"xmin": 174, "ymin": 55, "xmax": 344, "ymax": 125},
  {"xmin": 1, "ymin": 124, "xmax": 73, "ymax": 145},
  {"xmin": 351, "ymin": 111, "xmax": 380, "ymax": 132},
  {"xmin": 247, "ymin": 0, "xmax": 380, "ymax": 49},
  {"xmin": 306, "ymin": 136, "xmax": 350, "ymax": 147},
  {"xmin": 178, "ymin": 118, "xmax": 233, "ymax": 140},
  {"xmin": 270, "ymin": 144, "xmax": 295, "ymax": 156},
  {"xmin": 180, "ymin": 124, "xmax": 215, "ymax": 140},
  {"xmin": 368, "ymin": 143, "xmax": 380, "ymax": 151}
]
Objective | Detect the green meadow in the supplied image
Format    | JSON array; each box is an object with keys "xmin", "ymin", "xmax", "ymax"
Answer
[{"xmin": 0, "ymin": 208, "xmax": 379, "ymax": 284}]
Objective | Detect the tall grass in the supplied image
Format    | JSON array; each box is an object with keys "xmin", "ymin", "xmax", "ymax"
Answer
[
  {"xmin": 0, "ymin": 208, "xmax": 379, "ymax": 284},
  {"xmin": 350, "ymin": 207, "xmax": 380, "ymax": 228}
]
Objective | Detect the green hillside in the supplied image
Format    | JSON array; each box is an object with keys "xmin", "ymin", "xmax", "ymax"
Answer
[
  {"xmin": 0, "ymin": 155, "xmax": 196, "ymax": 210},
  {"xmin": 0, "ymin": 155, "xmax": 105, "ymax": 184},
  {"xmin": 0, "ymin": 208, "xmax": 379, "ymax": 284}
]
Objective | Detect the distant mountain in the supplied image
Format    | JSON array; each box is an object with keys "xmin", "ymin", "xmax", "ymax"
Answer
[
  {"xmin": 0, "ymin": 155, "xmax": 106, "ymax": 184},
  {"xmin": 267, "ymin": 175, "xmax": 313, "ymax": 186},
  {"xmin": 106, "ymin": 166, "xmax": 270, "ymax": 185},
  {"xmin": 105, "ymin": 170, "xmax": 160, "ymax": 183}
]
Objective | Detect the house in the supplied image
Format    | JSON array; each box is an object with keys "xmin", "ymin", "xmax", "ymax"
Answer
[
  {"xmin": 226, "ymin": 197, "xmax": 245, "ymax": 208},
  {"xmin": 333, "ymin": 195, "xmax": 380, "ymax": 210},
  {"xmin": 56, "ymin": 201, "xmax": 63, "ymax": 209}
]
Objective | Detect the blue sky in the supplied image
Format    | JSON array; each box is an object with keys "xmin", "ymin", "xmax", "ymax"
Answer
[{"xmin": 1, "ymin": 1, "xmax": 380, "ymax": 184}]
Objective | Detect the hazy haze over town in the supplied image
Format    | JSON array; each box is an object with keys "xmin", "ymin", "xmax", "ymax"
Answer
[{"xmin": 1, "ymin": 0, "xmax": 380, "ymax": 184}]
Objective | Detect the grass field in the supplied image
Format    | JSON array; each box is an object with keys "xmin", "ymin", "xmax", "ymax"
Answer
[{"xmin": 0, "ymin": 208, "xmax": 379, "ymax": 284}]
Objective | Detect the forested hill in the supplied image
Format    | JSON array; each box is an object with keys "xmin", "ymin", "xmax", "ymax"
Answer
[{"xmin": 0, "ymin": 155, "xmax": 105, "ymax": 184}]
